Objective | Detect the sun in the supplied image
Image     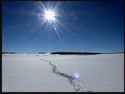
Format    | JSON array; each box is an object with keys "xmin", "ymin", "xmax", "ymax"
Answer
[{"xmin": 43, "ymin": 10, "xmax": 56, "ymax": 22}]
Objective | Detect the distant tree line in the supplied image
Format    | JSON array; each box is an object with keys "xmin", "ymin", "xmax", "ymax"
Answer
[
  {"xmin": 50, "ymin": 52, "xmax": 101, "ymax": 55},
  {"xmin": 2, "ymin": 52, "xmax": 16, "ymax": 54}
]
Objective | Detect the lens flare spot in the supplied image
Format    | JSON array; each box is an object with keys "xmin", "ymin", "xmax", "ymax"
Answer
[{"xmin": 73, "ymin": 72, "xmax": 80, "ymax": 79}]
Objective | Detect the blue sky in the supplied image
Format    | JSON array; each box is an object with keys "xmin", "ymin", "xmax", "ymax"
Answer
[{"xmin": 2, "ymin": 1, "xmax": 124, "ymax": 53}]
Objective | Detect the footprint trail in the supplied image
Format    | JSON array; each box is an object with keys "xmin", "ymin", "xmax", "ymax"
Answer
[{"xmin": 40, "ymin": 59, "xmax": 91, "ymax": 92}]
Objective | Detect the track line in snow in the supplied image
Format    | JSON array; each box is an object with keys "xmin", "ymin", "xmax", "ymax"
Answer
[{"xmin": 40, "ymin": 58, "xmax": 91, "ymax": 92}]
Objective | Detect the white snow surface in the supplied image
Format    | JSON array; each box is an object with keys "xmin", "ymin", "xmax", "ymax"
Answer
[{"xmin": 2, "ymin": 54, "xmax": 124, "ymax": 92}]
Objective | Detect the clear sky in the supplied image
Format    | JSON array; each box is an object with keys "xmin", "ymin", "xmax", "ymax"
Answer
[{"xmin": 2, "ymin": 1, "xmax": 124, "ymax": 53}]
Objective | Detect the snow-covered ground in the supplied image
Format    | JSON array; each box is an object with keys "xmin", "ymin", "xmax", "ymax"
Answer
[{"xmin": 2, "ymin": 54, "xmax": 124, "ymax": 92}]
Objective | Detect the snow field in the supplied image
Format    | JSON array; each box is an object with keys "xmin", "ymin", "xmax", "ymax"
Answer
[{"xmin": 2, "ymin": 54, "xmax": 124, "ymax": 92}]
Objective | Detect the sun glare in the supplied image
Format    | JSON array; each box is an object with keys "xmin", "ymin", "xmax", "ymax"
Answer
[{"xmin": 43, "ymin": 10, "xmax": 56, "ymax": 21}]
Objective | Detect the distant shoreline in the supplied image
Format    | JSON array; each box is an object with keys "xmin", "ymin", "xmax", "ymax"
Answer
[{"xmin": 2, "ymin": 52, "xmax": 124, "ymax": 55}]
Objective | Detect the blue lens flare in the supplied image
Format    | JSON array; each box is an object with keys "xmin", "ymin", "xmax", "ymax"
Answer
[{"xmin": 73, "ymin": 72, "xmax": 80, "ymax": 79}]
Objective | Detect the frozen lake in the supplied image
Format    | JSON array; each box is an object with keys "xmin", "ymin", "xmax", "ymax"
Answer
[{"xmin": 2, "ymin": 54, "xmax": 124, "ymax": 92}]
